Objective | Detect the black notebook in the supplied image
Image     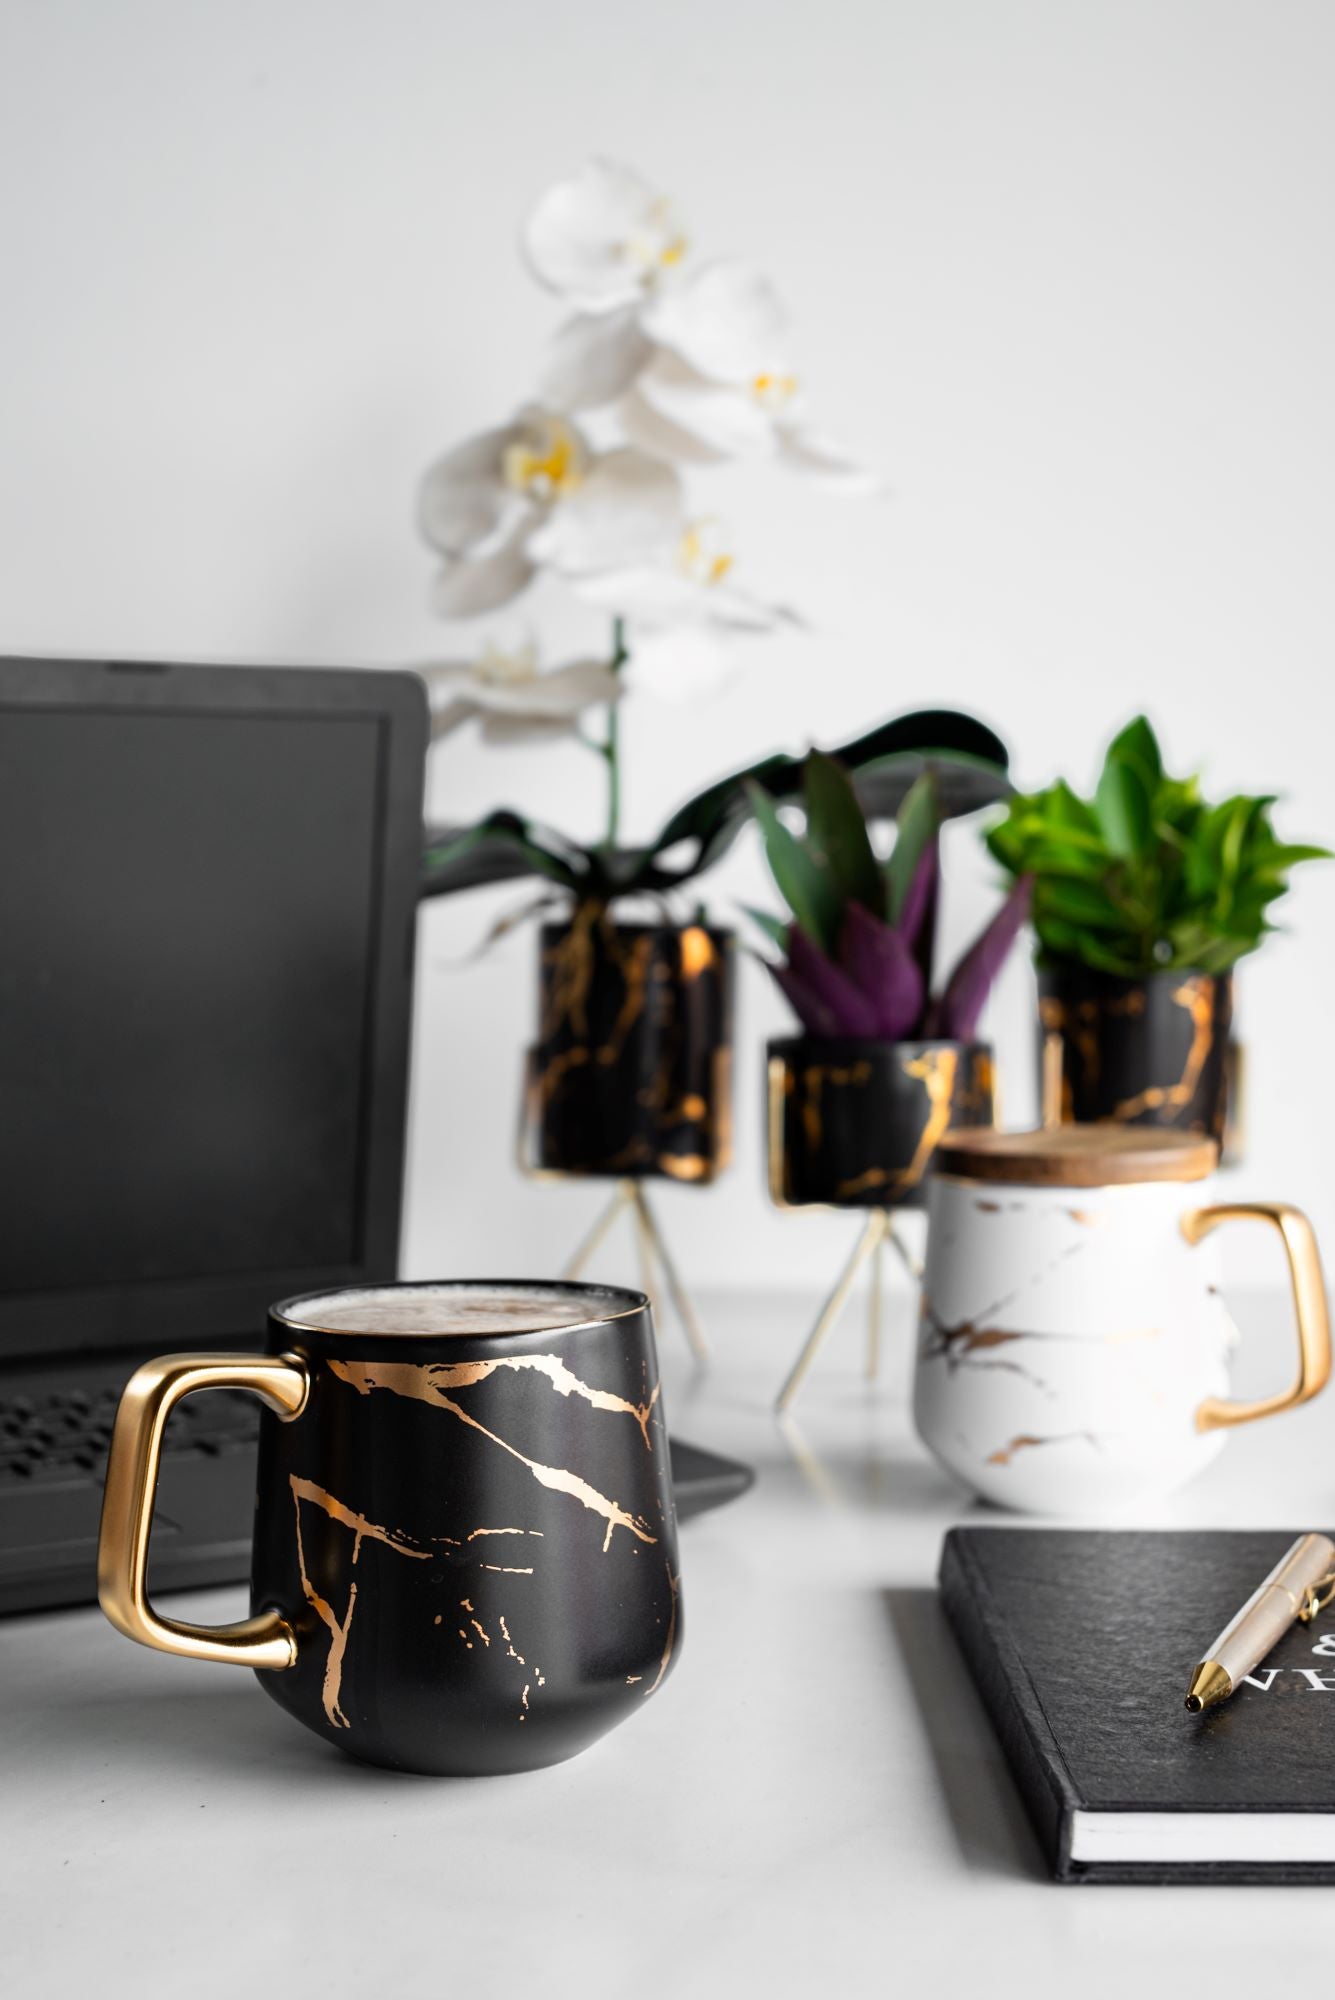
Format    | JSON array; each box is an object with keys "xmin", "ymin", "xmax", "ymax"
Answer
[{"xmin": 940, "ymin": 1527, "xmax": 1335, "ymax": 1884}]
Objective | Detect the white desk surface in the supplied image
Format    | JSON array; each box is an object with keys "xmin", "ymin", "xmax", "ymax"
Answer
[{"xmin": 6, "ymin": 1285, "xmax": 1334, "ymax": 2000}]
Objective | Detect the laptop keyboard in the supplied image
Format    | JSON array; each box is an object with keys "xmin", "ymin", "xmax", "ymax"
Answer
[{"xmin": 0, "ymin": 1383, "xmax": 260, "ymax": 1488}]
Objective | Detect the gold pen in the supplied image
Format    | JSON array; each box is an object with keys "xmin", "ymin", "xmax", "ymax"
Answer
[{"xmin": 1185, "ymin": 1532, "xmax": 1335, "ymax": 1712}]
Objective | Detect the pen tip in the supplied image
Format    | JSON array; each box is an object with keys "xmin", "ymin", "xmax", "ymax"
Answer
[{"xmin": 1185, "ymin": 1661, "xmax": 1232, "ymax": 1713}]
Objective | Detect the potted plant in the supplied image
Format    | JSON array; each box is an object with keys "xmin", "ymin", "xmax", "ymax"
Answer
[
  {"xmin": 423, "ymin": 711, "xmax": 1012, "ymax": 1183},
  {"xmin": 750, "ymin": 755, "xmax": 1031, "ymax": 1210},
  {"xmin": 986, "ymin": 715, "xmax": 1329, "ymax": 1141},
  {"xmin": 413, "ymin": 158, "xmax": 1011, "ymax": 1195}
]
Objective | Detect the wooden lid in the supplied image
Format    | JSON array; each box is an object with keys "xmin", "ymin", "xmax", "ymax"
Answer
[{"xmin": 934, "ymin": 1125, "xmax": 1219, "ymax": 1187}]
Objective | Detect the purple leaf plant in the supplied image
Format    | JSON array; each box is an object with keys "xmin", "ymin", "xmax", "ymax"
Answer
[{"xmin": 748, "ymin": 754, "xmax": 1031, "ymax": 1044}]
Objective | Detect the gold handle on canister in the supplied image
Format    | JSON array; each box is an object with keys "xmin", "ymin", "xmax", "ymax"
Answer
[{"xmin": 1184, "ymin": 1203, "xmax": 1332, "ymax": 1432}]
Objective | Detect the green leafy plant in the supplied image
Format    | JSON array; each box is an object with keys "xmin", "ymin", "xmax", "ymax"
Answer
[
  {"xmin": 986, "ymin": 715, "xmax": 1329, "ymax": 977},
  {"xmin": 748, "ymin": 756, "xmax": 1031, "ymax": 1041},
  {"xmin": 421, "ymin": 708, "xmax": 1011, "ymax": 910}
]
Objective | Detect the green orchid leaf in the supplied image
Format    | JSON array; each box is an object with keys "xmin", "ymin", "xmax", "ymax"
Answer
[
  {"xmin": 851, "ymin": 747, "xmax": 1009, "ymax": 823},
  {"xmin": 641, "ymin": 752, "xmax": 790, "ymax": 889},
  {"xmin": 803, "ymin": 751, "xmax": 884, "ymax": 917},
  {"xmin": 646, "ymin": 709, "xmax": 1008, "ymax": 888},
  {"xmin": 745, "ymin": 782, "xmax": 841, "ymax": 954},
  {"xmin": 826, "ymin": 709, "xmax": 1009, "ymax": 816},
  {"xmin": 417, "ymin": 707, "xmax": 1010, "ymax": 920},
  {"xmin": 585, "ymin": 844, "xmax": 665, "ymax": 898},
  {"xmin": 421, "ymin": 814, "xmax": 585, "ymax": 897}
]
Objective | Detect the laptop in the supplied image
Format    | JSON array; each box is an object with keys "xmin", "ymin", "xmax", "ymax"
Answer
[
  {"xmin": 0, "ymin": 656, "xmax": 428, "ymax": 1613},
  {"xmin": 0, "ymin": 656, "xmax": 751, "ymax": 1616}
]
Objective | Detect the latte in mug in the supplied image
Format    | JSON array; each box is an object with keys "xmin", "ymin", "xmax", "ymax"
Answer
[{"xmin": 287, "ymin": 1281, "xmax": 630, "ymax": 1338}]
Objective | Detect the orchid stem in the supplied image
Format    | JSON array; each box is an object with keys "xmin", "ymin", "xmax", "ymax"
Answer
[{"xmin": 602, "ymin": 615, "xmax": 628, "ymax": 849}]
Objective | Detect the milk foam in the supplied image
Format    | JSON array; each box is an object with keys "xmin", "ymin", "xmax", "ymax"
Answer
[{"xmin": 279, "ymin": 1283, "xmax": 628, "ymax": 1337}]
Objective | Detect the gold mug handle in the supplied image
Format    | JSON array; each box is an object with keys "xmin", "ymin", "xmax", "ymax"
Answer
[
  {"xmin": 98, "ymin": 1352, "xmax": 308, "ymax": 1669},
  {"xmin": 1182, "ymin": 1203, "xmax": 1332, "ymax": 1432}
]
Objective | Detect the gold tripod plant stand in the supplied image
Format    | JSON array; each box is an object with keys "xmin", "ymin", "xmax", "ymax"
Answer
[
  {"xmin": 774, "ymin": 1207, "xmax": 921, "ymax": 1414},
  {"xmin": 560, "ymin": 1178, "xmax": 709, "ymax": 1363},
  {"xmin": 767, "ymin": 1049, "xmax": 940, "ymax": 1414},
  {"xmin": 517, "ymin": 1056, "xmax": 711, "ymax": 1364}
]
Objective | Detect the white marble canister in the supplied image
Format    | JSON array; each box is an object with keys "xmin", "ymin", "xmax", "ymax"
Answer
[{"xmin": 911, "ymin": 1127, "xmax": 1328, "ymax": 1516}]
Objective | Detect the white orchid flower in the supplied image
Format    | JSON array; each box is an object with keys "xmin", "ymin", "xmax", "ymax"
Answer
[
  {"xmin": 576, "ymin": 515, "xmax": 796, "ymax": 631},
  {"xmin": 419, "ymin": 405, "xmax": 683, "ymax": 616},
  {"xmin": 523, "ymin": 159, "xmax": 687, "ymax": 313},
  {"xmin": 537, "ymin": 305, "xmax": 653, "ymax": 415},
  {"xmin": 630, "ymin": 259, "xmax": 878, "ymax": 490},
  {"xmin": 525, "ymin": 447, "xmax": 683, "ymax": 578},
  {"xmin": 593, "ymin": 519, "xmax": 794, "ymax": 704},
  {"xmin": 642, "ymin": 259, "xmax": 788, "ymax": 384},
  {"xmin": 628, "ymin": 262, "xmax": 797, "ymax": 457},
  {"xmin": 523, "ymin": 161, "xmax": 878, "ymax": 488},
  {"xmin": 537, "ymin": 254, "xmax": 789, "ymax": 431},
  {"xmin": 420, "ymin": 641, "xmax": 621, "ymax": 744}
]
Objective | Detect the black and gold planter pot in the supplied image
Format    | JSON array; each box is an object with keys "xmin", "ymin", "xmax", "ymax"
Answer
[
  {"xmin": 767, "ymin": 1035, "xmax": 996, "ymax": 1211},
  {"xmin": 1038, "ymin": 965, "xmax": 1233, "ymax": 1144},
  {"xmin": 97, "ymin": 1280, "xmax": 681, "ymax": 1777},
  {"xmin": 526, "ymin": 908, "xmax": 735, "ymax": 1184}
]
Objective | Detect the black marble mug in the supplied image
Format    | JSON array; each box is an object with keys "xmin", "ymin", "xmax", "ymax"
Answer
[{"xmin": 98, "ymin": 1281, "xmax": 681, "ymax": 1775}]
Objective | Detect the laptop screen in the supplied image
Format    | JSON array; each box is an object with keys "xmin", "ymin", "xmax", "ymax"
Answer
[{"xmin": 0, "ymin": 675, "xmax": 422, "ymax": 1355}]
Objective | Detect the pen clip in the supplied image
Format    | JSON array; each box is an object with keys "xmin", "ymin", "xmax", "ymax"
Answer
[{"xmin": 1298, "ymin": 1570, "xmax": 1335, "ymax": 1624}]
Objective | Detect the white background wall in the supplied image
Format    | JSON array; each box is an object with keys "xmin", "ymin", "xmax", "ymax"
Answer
[{"xmin": 3, "ymin": 0, "xmax": 1332, "ymax": 1304}]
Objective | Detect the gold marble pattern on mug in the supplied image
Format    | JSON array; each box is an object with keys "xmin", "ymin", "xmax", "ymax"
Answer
[
  {"xmin": 329, "ymin": 1354, "xmax": 662, "ymax": 1551},
  {"xmin": 287, "ymin": 1349, "xmax": 673, "ymax": 1733},
  {"xmin": 289, "ymin": 1475, "xmax": 430, "ymax": 1729}
]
